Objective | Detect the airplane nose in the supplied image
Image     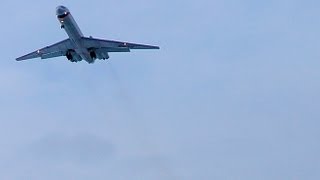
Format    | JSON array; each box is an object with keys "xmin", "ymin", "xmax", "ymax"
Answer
[{"xmin": 56, "ymin": 6, "xmax": 69, "ymax": 18}]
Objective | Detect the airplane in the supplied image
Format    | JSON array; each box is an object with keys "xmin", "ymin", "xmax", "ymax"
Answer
[{"xmin": 16, "ymin": 5, "xmax": 159, "ymax": 64}]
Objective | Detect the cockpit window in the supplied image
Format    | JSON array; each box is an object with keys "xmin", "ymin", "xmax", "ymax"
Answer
[{"xmin": 57, "ymin": 12, "xmax": 69, "ymax": 18}]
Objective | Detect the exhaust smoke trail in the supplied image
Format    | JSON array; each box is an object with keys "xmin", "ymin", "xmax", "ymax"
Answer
[{"xmin": 106, "ymin": 62, "xmax": 179, "ymax": 180}]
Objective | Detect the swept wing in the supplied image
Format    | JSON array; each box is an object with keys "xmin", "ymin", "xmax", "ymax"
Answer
[
  {"xmin": 16, "ymin": 39, "xmax": 73, "ymax": 61},
  {"xmin": 81, "ymin": 37, "xmax": 160, "ymax": 50}
]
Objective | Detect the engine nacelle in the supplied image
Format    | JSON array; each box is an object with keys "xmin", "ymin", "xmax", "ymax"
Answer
[
  {"xmin": 95, "ymin": 49, "xmax": 109, "ymax": 60},
  {"xmin": 66, "ymin": 50, "xmax": 82, "ymax": 62}
]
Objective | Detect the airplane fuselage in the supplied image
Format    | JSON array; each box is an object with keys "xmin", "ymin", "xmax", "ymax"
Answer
[
  {"xmin": 56, "ymin": 6, "xmax": 93, "ymax": 63},
  {"xmin": 16, "ymin": 6, "xmax": 159, "ymax": 63}
]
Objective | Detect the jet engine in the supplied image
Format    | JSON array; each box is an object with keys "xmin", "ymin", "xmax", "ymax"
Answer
[
  {"xmin": 87, "ymin": 48, "xmax": 109, "ymax": 60},
  {"xmin": 95, "ymin": 48, "xmax": 110, "ymax": 60},
  {"xmin": 65, "ymin": 50, "xmax": 81, "ymax": 62}
]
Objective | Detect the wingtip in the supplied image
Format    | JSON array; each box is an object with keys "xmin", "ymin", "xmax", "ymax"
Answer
[
  {"xmin": 16, "ymin": 57, "xmax": 24, "ymax": 61},
  {"xmin": 16, "ymin": 56, "xmax": 28, "ymax": 61},
  {"xmin": 152, "ymin": 45, "xmax": 160, "ymax": 49}
]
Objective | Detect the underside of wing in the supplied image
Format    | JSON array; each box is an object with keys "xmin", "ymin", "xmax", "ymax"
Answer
[
  {"xmin": 16, "ymin": 39, "xmax": 73, "ymax": 61},
  {"xmin": 81, "ymin": 37, "xmax": 160, "ymax": 50}
]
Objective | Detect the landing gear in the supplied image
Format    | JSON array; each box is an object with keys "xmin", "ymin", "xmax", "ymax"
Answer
[
  {"xmin": 90, "ymin": 51, "xmax": 97, "ymax": 59},
  {"xmin": 66, "ymin": 51, "xmax": 73, "ymax": 60},
  {"xmin": 61, "ymin": 25, "xmax": 65, "ymax": 29}
]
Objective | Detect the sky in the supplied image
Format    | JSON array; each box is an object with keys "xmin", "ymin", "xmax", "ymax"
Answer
[{"xmin": 0, "ymin": 0, "xmax": 320, "ymax": 179}]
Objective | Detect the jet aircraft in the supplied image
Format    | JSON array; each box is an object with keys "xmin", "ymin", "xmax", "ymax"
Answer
[{"xmin": 16, "ymin": 6, "xmax": 159, "ymax": 64}]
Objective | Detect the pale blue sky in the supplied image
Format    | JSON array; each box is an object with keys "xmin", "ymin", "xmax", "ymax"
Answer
[{"xmin": 0, "ymin": 0, "xmax": 320, "ymax": 179}]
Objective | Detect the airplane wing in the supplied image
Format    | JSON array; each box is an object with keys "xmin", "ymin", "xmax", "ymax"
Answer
[
  {"xmin": 81, "ymin": 37, "xmax": 160, "ymax": 50},
  {"xmin": 16, "ymin": 38, "xmax": 73, "ymax": 61}
]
